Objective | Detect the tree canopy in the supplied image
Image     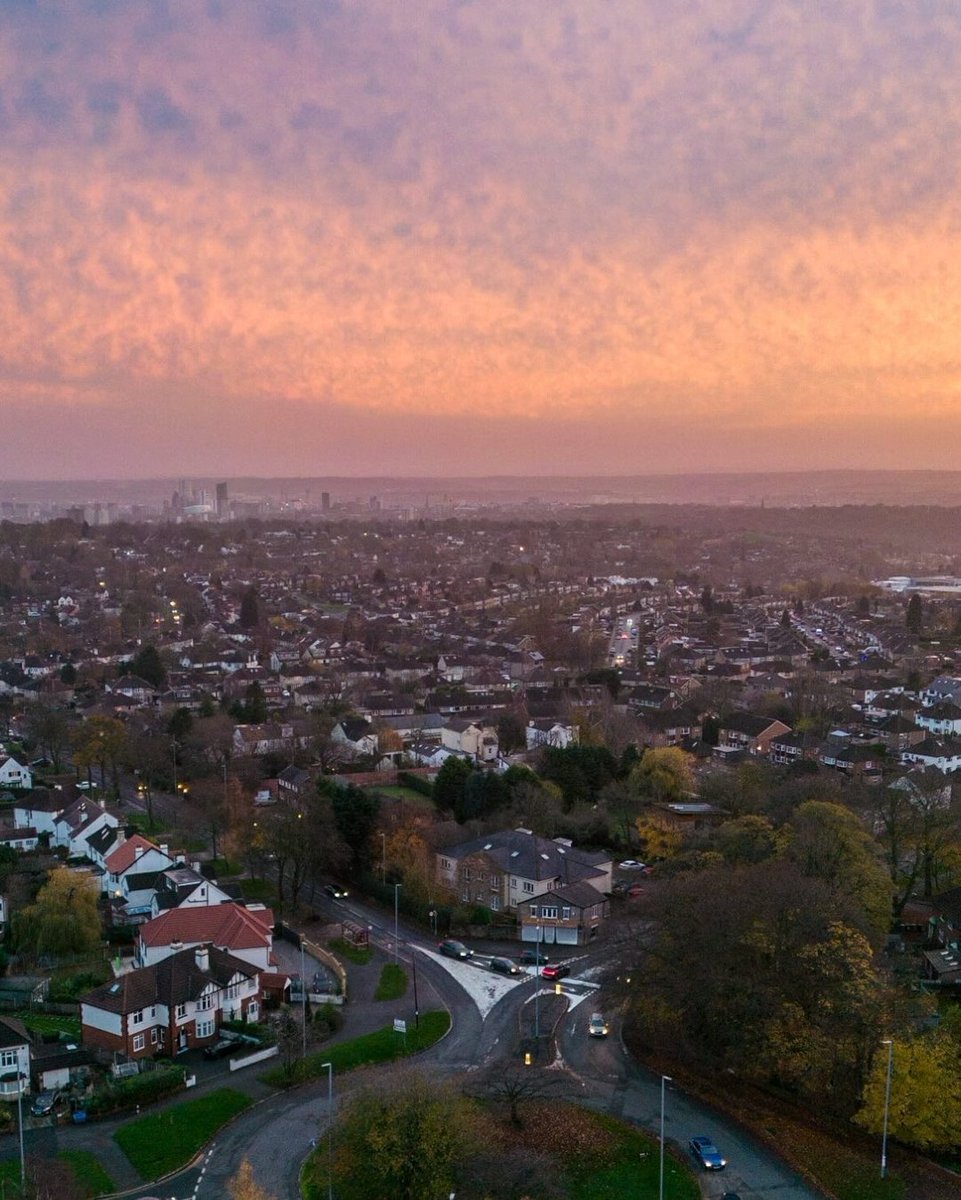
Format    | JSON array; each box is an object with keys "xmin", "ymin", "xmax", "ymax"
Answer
[{"xmin": 15, "ymin": 868, "xmax": 102, "ymax": 960}]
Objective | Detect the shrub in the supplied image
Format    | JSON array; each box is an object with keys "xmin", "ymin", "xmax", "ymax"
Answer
[
  {"xmin": 397, "ymin": 771, "xmax": 434, "ymax": 798},
  {"xmin": 86, "ymin": 1067, "xmax": 185, "ymax": 1117},
  {"xmin": 313, "ymin": 1002, "xmax": 345, "ymax": 1039}
]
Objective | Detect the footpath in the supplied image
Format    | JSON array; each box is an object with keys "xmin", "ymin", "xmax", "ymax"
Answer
[{"xmin": 0, "ymin": 935, "xmax": 440, "ymax": 1196}]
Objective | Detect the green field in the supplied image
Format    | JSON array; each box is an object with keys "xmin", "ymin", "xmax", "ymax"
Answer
[{"xmin": 373, "ymin": 962, "xmax": 408, "ymax": 1001}]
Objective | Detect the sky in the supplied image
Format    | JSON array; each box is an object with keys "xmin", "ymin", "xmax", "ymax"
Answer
[{"xmin": 1, "ymin": 0, "xmax": 960, "ymax": 479}]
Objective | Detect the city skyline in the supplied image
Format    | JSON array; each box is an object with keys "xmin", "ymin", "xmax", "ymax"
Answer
[{"xmin": 1, "ymin": 1, "xmax": 960, "ymax": 479}]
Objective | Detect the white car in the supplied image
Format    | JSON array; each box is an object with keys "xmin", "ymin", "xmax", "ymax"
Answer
[
  {"xmin": 618, "ymin": 859, "xmax": 646, "ymax": 871},
  {"xmin": 588, "ymin": 1013, "xmax": 609, "ymax": 1037}
]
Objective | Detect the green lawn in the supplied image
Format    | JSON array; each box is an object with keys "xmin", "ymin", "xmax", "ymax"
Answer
[
  {"xmin": 240, "ymin": 877, "xmax": 278, "ymax": 903},
  {"xmin": 561, "ymin": 1110, "xmax": 699, "ymax": 1200},
  {"xmin": 59, "ymin": 1151, "xmax": 116, "ymax": 1198},
  {"xmin": 329, "ymin": 937, "xmax": 373, "ymax": 965},
  {"xmin": 16, "ymin": 1011, "xmax": 82, "ymax": 1040},
  {"xmin": 263, "ymin": 1010, "xmax": 450, "ymax": 1088},
  {"xmin": 0, "ymin": 1152, "xmax": 114, "ymax": 1199},
  {"xmin": 374, "ymin": 963, "xmax": 408, "ymax": 1001},
  {"xmin": 368, "ymin": 784, "xmax": 434, "ymax": 807},
  {"xmin": 114, "ymin": 1088, "xmax": 251, "ymax": 1178}
]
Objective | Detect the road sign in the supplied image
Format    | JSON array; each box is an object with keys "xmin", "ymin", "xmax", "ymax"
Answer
[{"xmin": 393, "ymin": 1018, "xmax": 407, "ymax": 1034}]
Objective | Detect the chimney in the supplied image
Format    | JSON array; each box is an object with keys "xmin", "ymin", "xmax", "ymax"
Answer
[
  {"xmin": 160, "ymin": 844, "xmax": 169, "ymax": 857},
  {"xmin": 176, "ymin": 853, "xmax": 186, "ymax": 865},
  {"xmin": 134, "ymin": 846, "xmax": 144, "ymax": 860},
  {"xmin": 115, "ymin": 829, "xmax": 126, "ymax": 847},
  {"xmin": 170, "ymin": 940, "xmax": 183, "ymax": 953},
  {"xmin": 195, "ymin": 944, "xmax": 210, "ymax": 973}
]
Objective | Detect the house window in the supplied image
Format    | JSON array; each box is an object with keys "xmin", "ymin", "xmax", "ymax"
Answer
[
  {"xmin": 132, "ymin": 1009, "xmax": 144, "ymax": 1026},
  {"xmin": 541, "ymin": 906, "xmax": 558, "ymax": 919},
  {"xmin": 490, "ymin": 896, "xmax": 500, "ymax": 911},
  {"xmin": 441, "ymin": 858, "xmax": 451, "ymax": 870},
  {"xmin": 150, "ymin": 1029, "xmax": 158, "ymax": 1045},
  {"xmin": 522, "ymin": 881, "xmax": 534, "ymax": 894},
  {"xmin": 196, "ymin": 1019, "xmax": 214, "ymax": 1039},
  {"xmin": 562, "ymin": 907, "xmax": 572, "ymax": 920},
  {"xmin": 197, "ymin": 993, "xmax": 214, "ymax": 1011},
  {"xmin": 132, "ymin": 1034, "xmax": 145, "ymax": 1052},
  {"xmin": 247, "ymin": 1001, "xmax": 259, "ymax": 1022},
  {"xmin": 0, "ymin": 1050, "xmax": 18, "ymax": 1068},
  {"xmin": 529, "ymin": 906, "xmax": 537, "ymax": 918},
  {"xmin": 175, "ymin": 1003, "xmax": 187, "ymax": 1019}
]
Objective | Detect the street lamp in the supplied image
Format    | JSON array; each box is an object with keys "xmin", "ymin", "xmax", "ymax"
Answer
[
  {"xmin": 393, "ymin": 883, "xmax": 401, "ymax": 964},
  {"xmin": 16, "ymin": 1071, "xmax": 26, "ymax": 1192},
  {"xmin": 380, "ymin": 832, "xmax": 387, "ymax": 883},
  {"xmin": 881, "ymin": 1039, "xmax": 894, "ymax": 1179},
  {"xmin": 659, "ymin": 1074, "xmax": 671, "ymax": 1200},
  {"xmin": 534, "ymin": 923, "xmax": 541, "ymax": 1049},
  {"xmin": 320, "ymin": 1061, "xmax": 334, "ymax": 1200}
]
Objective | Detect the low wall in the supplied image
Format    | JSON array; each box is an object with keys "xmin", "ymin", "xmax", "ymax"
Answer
[
  {"xmin": 230, "ymin": 1045, "xmax": 279, "ymax": 1072},
  {"xmin": 303, "ymin": 938, "xmax": 348, "ymax": 1001}
]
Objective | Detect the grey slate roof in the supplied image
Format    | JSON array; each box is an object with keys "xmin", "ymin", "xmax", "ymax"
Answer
[{"xmin": 444, "ymin": 828, "xmax": 609, "ymax": 887}]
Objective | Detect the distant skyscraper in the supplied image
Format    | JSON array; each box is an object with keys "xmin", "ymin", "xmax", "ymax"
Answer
[
  {"xmin": 216, "ymin": 481, "xmax": 229, "ymax": 517},
  {"xmin": 321, "ymin": 491, "xmax": 330, "ymax": 512}
]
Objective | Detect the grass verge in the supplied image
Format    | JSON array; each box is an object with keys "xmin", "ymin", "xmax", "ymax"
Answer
[
  {"xmin": 263, "ymin": 1010, "xmax": 450, "ymax": 1088},
  {"xmin": 59, "ymin": 1150, "xmax": 116, "ymax": 1198},
  {"xmin": 374, "ymin": 963, "xmax": 407, "ymax": 1001},
  {"xmin": 329, "ymin": 937, "xmax": 373, "ymax": 965},
  {"xmin": 557, "ymin": 1107, "xmax": 699, "ymax": 1200},
  {"xmin": 16, "ymin": 1011, "xmax": 82, "ymax": 1040},
  {"xmin": 114, "ymin": 1088, "xmax": 251, "ymax": 1179}
]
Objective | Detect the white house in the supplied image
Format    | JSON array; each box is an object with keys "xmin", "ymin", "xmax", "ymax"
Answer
[
  {"xmin": 440, "ymin": 718, "xmax": 499, "ymax": 763},
  {"xmin": 526, "ymin": 719, "xmax": 578, "ymax": 751},
  {"xmin": 0, "ymin": 756, "xmax": 31, "ymax": 791}
]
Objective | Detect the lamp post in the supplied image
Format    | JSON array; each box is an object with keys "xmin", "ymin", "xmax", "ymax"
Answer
[
  {"xmin": 534, "ymin": 923, "xmax": 541, "ymax": 1049},
  {"xmin": 320, "ymin": 1061, "xmax": 334, "ymax": 1200},
  {"xmin": 16, "ymin": 1071, "xmax": 26, "ymax": 1192},
  {"xmin": 881, "ymin": 1039, "xmax": 894, "ymax": 1179},
  {"xmin": 659, "ymin": 1074, "xmax": 671, "ymax": 1200},
  {"xmin": 393, "ymin": 883, "xmax": 401, "ymax": 964},
  {"xmin": 301, "ymin": 943, "xmax": 308, "ymax": 1058},
  {"xmin": 380, "ymin": 832, "xmax": 387, "ymax": 883}
]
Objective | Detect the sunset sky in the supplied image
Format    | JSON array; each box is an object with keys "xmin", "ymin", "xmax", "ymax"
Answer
[{"xmin": 2, "ymin": 0, "xmax": 960, "ymax": 479}]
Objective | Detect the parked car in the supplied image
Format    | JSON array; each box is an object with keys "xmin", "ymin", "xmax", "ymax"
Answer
[
  {"xmin": 203, "ymin": 1038, "xmax": 238, "ymax": 1060},
  {"xmin": 438, "ymin": 939, "xmax": 473, "ymax": 959},
  {"xmin": 689, "ymin": 1135, "xmax": 727, "ymax": 1170},
  {"xmin": 489, "ymin": 956, "xmax": 521, "ymax": 976},
  {"xmin": 625, "ymin": 882, "xmax": 645, "ymax": 898},
  {"xmin": 541, "ymin": 963, "xmax": 570, "ymax": 981},
  {"xmin": 588, "ymin": 1012, "xmax": 609, "ymax": 1037},
  {"xmin": 324, "ymin": 884, "xmax": 348, "ymax": 899},
  {"xmin": 618, "ymin": 859, "xmax": 647, "ymax": 871},
  {"xmin": 31, "ymin": 1089, "xmax": 61, "ymax": 1116},
  {"xmin": 520, "ymin": 947, "xmax": 549, "ymax": 965}
]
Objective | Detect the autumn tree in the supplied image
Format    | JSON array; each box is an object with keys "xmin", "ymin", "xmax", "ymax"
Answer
[
  {"xmin": 228, "ymin": 1159, "xmax": 276, "ymax": 1200},
  {"xmin": 23, "ymin": 701, "xmax": 69, "ymax": 772},
  {"xmin": 636, "ymin": 860, "xmax": 883, "ymax": 1112},
  {"xmin": 627, "ymin": 747, "xmax": 694, "ymax": 805},
  {"xmin": 467, "ymin": 1063, "xmax": 569, "ymax": 1129},
  {"xmin": 633, "ymin": 809, "xmax": 683, "ymax": 860},
  {"xmin": 716, "ymin": 814, "xmax": 779, "ymax": 865},
  {"xmin": 780, "ymin": 801, "xmax": 891, "ymax": 938},
  {"xmin": 857, "ymin": 1033, "xmax": 961, "ymax": 1151},
  {"xmin": 15, "ymin": 868, "xmax": 102, "ymax": 960},
  {"xmin": 73, "ymin": 716, "xmax": 128, "ymax": 796},
  {"xmin": 327, "ymin": 1071, "xmax": 477, "ymax": 1200}
]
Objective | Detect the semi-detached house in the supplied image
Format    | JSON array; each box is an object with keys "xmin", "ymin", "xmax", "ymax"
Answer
[{"xmin": 81, "ymin": 944, "xmax": 260, "ymax": 1060}]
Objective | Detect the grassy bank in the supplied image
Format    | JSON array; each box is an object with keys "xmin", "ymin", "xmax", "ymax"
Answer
[{"xmin": 114, "ymin": 1088, "xmax": 251, "ymax": 1178}]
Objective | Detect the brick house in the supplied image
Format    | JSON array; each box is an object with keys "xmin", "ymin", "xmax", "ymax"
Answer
[
  {"xmin": 718, "ymin": 713, "xmax": 791, "ymax": 756},
  {"xmin": 136, "ymin": 903, "xmax": 275, "ymax": 971},
  {"xmin": 516, "ymin": 880, "xmax": 610, "ymax": 946},
  {"xmin": 81, "ymin": 944, "xmax": 260, "ymax": 1060},
  {"xmin": 436, "ymin": 828, "xmax": 612, "ymax": 921}
]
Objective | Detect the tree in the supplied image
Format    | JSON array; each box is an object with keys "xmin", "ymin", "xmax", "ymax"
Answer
[
  {"xmin": 467, "ymin": 1063, "xmax": 569, "ymax": 1129},
  {"xmin": 781, "ymin": 801, "xmax": 891, "ymax": 938},
  {"xmin": 167, "ymin": 706, "xmax": 193, "ymax": 740},
  {"xmin": 496, "ymin": 711, "xmax": 527, "ymax": 755},
  {"xmin": 242, "ymin": 681, "xmax": 268, "ymax": 724},
  {"xmin": 856, "ymin": 1033, "xmax": 961, "ymax": 1151},
  {"xmin": 716, "ymin": 815, "xmax": 779, "ymax": 865},
  {"xmin": 73, "ymin": 716, "xmax": 128, "ymax": 796},
  {"xmin": 15, "ymin": 867, "xmax": 102, "ymax": 959},
  {"xmin": 636, "ymin": 860, "xmax": 883, "ymax": 1112},
  {"xmin": 432, "ymin": 755, "xmax": 473, "ymax": 814},
  {"xmin": 627, "ymin": 747, "xmax": 694, "ymax": 805},
  {"xmin": 330, "ymin": 784, "xmax": 380, "ymax": 874},
  {"xmin": 906, "ymin": 593, "xmax": 922, "ymax": 634},
  {"xmin": 228, "ymin": 1159, "xmax": 276, "ymax": 1200},
  {"xmin": 456, "ymin": 770, "xmax": 509, "ymax": 823},
  {"xmin": 634, "ymin": 809, "xmax": 683, "ymax": 860},
  {"xmin": 23, "ymin": 701, "xmax": 69, "ymax": 772},
  {"xmin": 128, "ymin": 643, "xmax": 167, "ymax": 688},
  {"xmin": 327, "ymin": 1071, "xmax": 477, "ymax": 1200},
  {"xmin": 239, "ymin": 587, "xmax": 263, "ymax": 629}
]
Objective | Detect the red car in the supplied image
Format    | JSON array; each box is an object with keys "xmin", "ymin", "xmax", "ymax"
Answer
[{"xmin": 541, "ymin": 963, "xmax": 571, "ymax": 981}]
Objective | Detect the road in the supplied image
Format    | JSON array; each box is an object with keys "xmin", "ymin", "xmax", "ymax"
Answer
[{"xmin": 160, "ymin": 889, "xmax": 824, "ymax": 1200}]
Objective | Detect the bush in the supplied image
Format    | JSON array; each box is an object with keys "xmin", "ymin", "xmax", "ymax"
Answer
[
  {"xmin": 49, "ymin": 968, "xmax": 111, "ymax": 1001},
  {"xmin": 397, "ymin": 771, "xmax": 434, "ymax": 798},
  {"xmin": 313, "ymin": 1002, "xmax": 345, "ymax": 1039},
  {"xmin": 86, "ymin": 1067, "xmax": 185, "ymax": 1117}
]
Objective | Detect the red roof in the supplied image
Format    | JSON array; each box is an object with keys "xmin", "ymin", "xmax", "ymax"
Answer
[
  {"xmin": 138, "ymin": 904, "xmax": 274, "ymax": 951},
  {"xmin": 104, "ymin": 834, "xmax": 165, "ymax": 875}
]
